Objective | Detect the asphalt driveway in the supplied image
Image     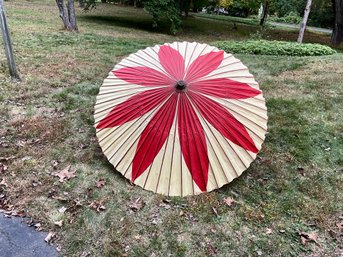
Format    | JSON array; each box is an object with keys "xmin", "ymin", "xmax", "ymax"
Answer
[{"xmin": 0, "ymin": 213, "xmax": 58, "ymax": 257}]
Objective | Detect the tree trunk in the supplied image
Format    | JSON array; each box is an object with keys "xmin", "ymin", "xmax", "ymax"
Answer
[
  {"xmin": 179, "ymin": 0, "xmax": 190, "ymax": 16},
  {"xmin": 67, "ymin": 0, "xmax": 77, "ymax": 30},
  {"xmin": 298, "ymin": 0, "xmax": 312, "ymax": 43},
  {"xmin": 56, "ymin": 0, "xmax": 78, "ymax": 31},
  {"xmin": 260, "ymin": 0, "xmax": 269, "ymax": 26},
  {"xmin": 331, "ymin": 0, "xmax": 343, "ymax": 44},
  {"xmin": 0, "ymin": 0, "xmax": 20, "ymax": 81}
]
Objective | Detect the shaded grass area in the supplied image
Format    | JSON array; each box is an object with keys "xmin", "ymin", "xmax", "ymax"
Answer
[
  {"xmin": 195, "ymin": 12, "xmax": 259, "ymax": 26},
  {"xmin": 1, "ymin": 1, "xmax": 342, "ymax": 256}
]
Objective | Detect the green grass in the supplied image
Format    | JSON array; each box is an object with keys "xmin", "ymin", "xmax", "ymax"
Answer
[{"xmin": 1, "ymin": 1, "xmax": 342, "ymax": 256}]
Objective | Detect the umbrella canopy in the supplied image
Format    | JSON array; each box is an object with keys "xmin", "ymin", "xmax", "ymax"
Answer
[{"xmin": 94, "ymin": 42, "xmax": 268, "ymax": 196}]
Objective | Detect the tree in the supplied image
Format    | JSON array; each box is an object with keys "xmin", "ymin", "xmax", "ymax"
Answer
[
  {"xmin": 219, "ymin": 0, "xmax": 233, "ymax": 9},
  {"xmin": 56, "ymin": 0, "xmax": 78, "ymax": 31},
  {"xmin": 143, "ymin": 0, "xmax": 181, "ymax": 34},
  {"xmin": 309, "ymin": 0, "xmax": 333, "ymax": 28},
  {"xmin": 230, "ymin": 0, "xmax": 261, "ymax": 17},
  {"xmin": 331, "ymin": 0, "xmax": 343, "ymax": 44},
  {"xmin": 0, "ymin": 0, "xmax": 20, "ymax": 81},
  {"xmin": 178, "ymin": 0, "xmax": 191, "ymax": 16},
  {"xmin": 298, "ymin": 0, "xmax": 312, "ymax": 43},
  {"xmin": 260, "ymin": 0, "xmax": 269, "ymax": 26},
  {"xmin": 275, "ymin": 0, "xmax": 306, "ymax": 17}
]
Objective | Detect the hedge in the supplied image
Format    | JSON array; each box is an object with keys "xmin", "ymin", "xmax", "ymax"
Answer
[{"xmin": 213, "ymin": 40, "xmax": 336, "ymax": 56}]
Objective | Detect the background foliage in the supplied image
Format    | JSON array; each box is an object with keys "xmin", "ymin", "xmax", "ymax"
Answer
[{"xmin": 78, "ymin": 0, "xmax": 336, "ymax": 33}]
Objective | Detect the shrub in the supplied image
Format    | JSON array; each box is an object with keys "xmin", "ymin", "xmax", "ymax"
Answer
[
  {"xmin": 213, "ymin": 40, "xmax": 336, "ymax": 56},
  {"xmin": 273, "ymin": 11, "xmax": 302, "ymax": 24}
]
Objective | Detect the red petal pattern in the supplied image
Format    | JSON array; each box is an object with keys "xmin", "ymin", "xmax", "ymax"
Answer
[
  {"xmin": 189, "ymin": 92, "xmax": 258, "ymax": 153},
  {"xmin": 185, "ymin": 51, "xmax": 224, "ymax": 83},
  {"xmin": 97, "ymin": 44, "xmax": 263, "ymax": 194},
  {"xmin": 96, "ymin": 88, "xmax": 172, "ymax": 128},
  {"xmin": 178, "ymin": 94, "xmax": 209, "ymax": 191},
  {"xmin": 190, "ymin": 78, "xmax": 261, "ymax": 99},
  {"xmin": 114, "ymin": 66, "xmax": 173, "ymax": 87},
  {"xmin": 132, "ymin": 94, "xmax": 178, "ymax": 181},
  {"xmin": 158, "ymin": 45, "xmax": 185, "ymax": 81}
]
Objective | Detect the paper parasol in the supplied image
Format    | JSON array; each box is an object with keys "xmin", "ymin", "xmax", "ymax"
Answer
[{"xmin": 94, "ymin": 42, "xmax": 268, "ymax": 196}]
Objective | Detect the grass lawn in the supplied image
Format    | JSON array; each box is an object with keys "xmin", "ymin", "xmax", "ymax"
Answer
[{"xmin": 0, "ymin": 1, "xmax": 342, "ymax": 256}]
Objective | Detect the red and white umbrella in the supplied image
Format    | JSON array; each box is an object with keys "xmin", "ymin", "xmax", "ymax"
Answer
[{"xmin": 94, "ymin": 42, "xmax": 268, "ymax": 196}]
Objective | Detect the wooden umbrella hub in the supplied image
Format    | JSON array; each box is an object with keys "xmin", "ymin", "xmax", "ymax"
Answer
[{"xmin": 175, "ymin": 80, "xmax": 187, "ymax": 91}]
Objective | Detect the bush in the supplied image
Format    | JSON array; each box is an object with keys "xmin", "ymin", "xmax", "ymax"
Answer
[
  {"xmin": 272, "ymin": 11, "xmax": 302, "ymax": 24},
  {"xmin": 213, "ymin": 40, "xmax": 336, "ymax": 56}
]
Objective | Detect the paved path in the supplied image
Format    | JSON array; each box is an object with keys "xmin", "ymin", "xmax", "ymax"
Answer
[
  {"xmin": 269, "ymin": 21, "xmax": 332, "ymax": 34},
  {"xmin": 0, "ymin": 214, "xmax": 58, "ymax": 257}
]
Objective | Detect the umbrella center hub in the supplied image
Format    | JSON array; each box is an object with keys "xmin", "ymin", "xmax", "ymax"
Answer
[{"xmin": 175, "ymin": 80, "xmax": 187, "ymax": 91}]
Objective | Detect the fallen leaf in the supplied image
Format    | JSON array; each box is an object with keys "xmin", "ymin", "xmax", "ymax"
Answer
[
  {"xmin": 21, "ymin": 156, "xmax": 32, "ymax": 162},
  {"xmin": 51, "ymin": 160, "xmax": 59, "ymax": 169},
  {"xmin": 80, "ymin": 252, "xmax": 90, "ymax": 257},
  {"xmin": 235, "ymin": 230, "xmax": 243, "ymax": 241},
  {"xmin": 58, "ymin": 206, "xmax": 67, "ymax": 213},
  {"xmin": 265, "ymin": 228, "xmax": 273, "ymax": 235},
  {"xmin": 133, "ymin": 235, "xmax": 141, "ymax": 240},
  {"xmin": 54, "ymin": 220, "xmax": 63, "ymax": 227},
  {"xmin": 0, "ymin": 163, "xmax": 8, "ymax": 173},
  {"xmin": 0, "ymin": 156, "xmax": 15, "ymax": 162},
  {"xmin": 79, "ymin": 143, "xmax": 88, "ymax": 149},
  {"xmin": 128, "ymin": 198, "xmax": 145, "ymax": 212},
  {"xmin": 212, "ymin": 207, "xmax": 218, "ymax": 216},
  {"xmin": 300, "ymin": 235, "xmax": 307, "ymax": 245},
  {"xmin": 89, "ymin": 200, "xmax": 106, "ymax": 212},
  {"xmin": 0, "ymin": 178, "xmax": 8, "ymax": 187},
  {"xmin": 32, "ymin": 180, "xmax": 41, "ymax": 187},
  {"xmin": 299, "ymin": 231, "xmax": 319, "ymax": 245},
  {"xmin": 44, "ymin": 232, "xmax": 56, "ymax": 243},
  {"xmin": 52, "ymin": 195, "xmax": 68, "ymax": 202},
  {"xmin": 223, "ymin": 196, "xmax": 236, "ymax": 206},
  {"xmin": 95, "ymin": 179, "xmax": 106, "ymax": 188},
  {"xmin": 74, "ymin": 198, "xmax": 83, "ymax": 207},
  {"xmin": 55, "ymin": 244, "xmax": 62, "ymax": 252},
  {"xmin": 52, "ymin": 165, "xmax": 76, "ymax": 182},
  {"xmin": 34, "ymin": 223, "xmax": 42, "ymax": 231},
  {"xmin": 206, "ymin": 243, "xmax": 217, "ymax": 256},
  {"xmin": 10, "ymin": 209, "xmax": 25, "ymax": 217},
  {"xmin": 151, "ymin": 219, "xmax": 159, "ymax": 225}
]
